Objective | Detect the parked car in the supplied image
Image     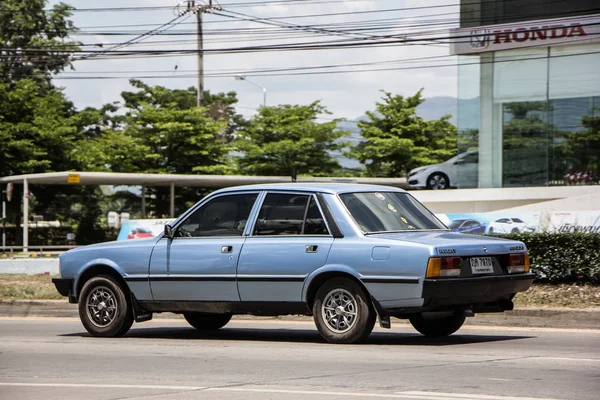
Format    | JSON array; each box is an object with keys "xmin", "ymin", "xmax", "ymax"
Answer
[
  {"xmin": 53, "ymin": 184, "xmax": 534, "ymax": 344},
  {"xmin": 488, "ymin": 218, "xmax": 529, "ymax": 234},
  {"xmin": 408, "ymin": 151, "xmax": 479, "ymax": 190},
  {"xmin": 127, "ymin": 227, "xmax": 154, "ymax": 240},
  {"xmin": 448, "ymin": 219, "xmax": 486, "ymax": 234}
]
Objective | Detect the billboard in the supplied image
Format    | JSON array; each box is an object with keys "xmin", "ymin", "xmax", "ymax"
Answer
[
  {"xmin": 437, "ymin": 211, "xmax": 600, "ymax": 235},
  {"xmin": 117, "ymin": 219, "xmax": 174, "ymax": 241}
]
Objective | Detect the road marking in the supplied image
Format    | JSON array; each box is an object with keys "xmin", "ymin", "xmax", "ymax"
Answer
[
  {"xmin": 0, "ymin": 383, "xmax": 563, "ymax": 400},
  {"xmin": 536, "ymin": 356, "xmax": 600, "ymax": 362},
  {"xmin": 0, "ymin": 383, "xmax": 204, "ymax": 391},
  {"xmin": 207, "ymin": 387, "xmax": 563, "ymax": 399},
  {"xmin": 398, "ymin": 391, "xmax": 562, "ymax": 400}
]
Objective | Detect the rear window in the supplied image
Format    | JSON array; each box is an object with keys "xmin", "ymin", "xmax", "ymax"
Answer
[{"xmin": 339, "ymin": 192, "xmax": 447, "ymax": 233}]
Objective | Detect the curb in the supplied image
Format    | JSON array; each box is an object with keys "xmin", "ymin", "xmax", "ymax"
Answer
[{"xmin": 2, "ymin": 300, "xmax": 600, "ymax": 329}]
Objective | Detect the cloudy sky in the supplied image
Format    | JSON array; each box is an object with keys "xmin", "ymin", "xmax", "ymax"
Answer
[{"xmin": 49, "ymin": 0, "xmax": 459, "ymax": 120}]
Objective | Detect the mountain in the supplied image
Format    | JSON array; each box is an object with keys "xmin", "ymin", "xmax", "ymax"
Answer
[{"xmin": 416, "ymin": 96, "xmax": 458, "ymax": 124}]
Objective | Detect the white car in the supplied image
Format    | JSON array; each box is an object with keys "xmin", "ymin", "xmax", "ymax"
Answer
[
  {"xmin": 408, "ymin": 151, "xmax": 478, "ymax": 190},
  {"xmin": 488, "ymin": 218, "xmax": 528, "ymax": 234}
]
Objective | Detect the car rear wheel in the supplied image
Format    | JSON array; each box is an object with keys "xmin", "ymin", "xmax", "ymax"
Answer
[
  {"xmin": 79, "ymin": 275, "xmax": 133, "ymax": 337},
  {"xmin": 426, "ymin": 173, "xmax": 449, "ymax": 190},
  {"xmin": 313, "ymin": 278, "xmax": 375, "ymax": 344},
  {"xmin": 183, "ymin": 313, "xmax": 232, "ymax": 330},
  {"xmin": 409, "ymin": 312, "xmax": 465, "ymax": 337}
]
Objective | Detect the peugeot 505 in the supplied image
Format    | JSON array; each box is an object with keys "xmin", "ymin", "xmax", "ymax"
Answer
[{"xmin": 53, "ymin": 184, "xmax": 534, "ymax": 344}]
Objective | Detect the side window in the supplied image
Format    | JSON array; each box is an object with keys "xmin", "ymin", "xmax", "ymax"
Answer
[
  {"xmin": 463, "ymin": 152, "xmax": 479, "ymax": 164},
  {"xmin": 176, "ymin": 193, "xmax": 258, "ymax": 237},
  {"xmin": 254, "ymin": 193, "xmax": 309, "ymax": 236},
  {"xmin": 304, "ymin": 197, "xmax": 330, "ymax": 235}
]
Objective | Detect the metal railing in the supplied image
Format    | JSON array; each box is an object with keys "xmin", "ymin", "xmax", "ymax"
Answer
[{"xmin": 1, "ymin": 245, "xmax": 80, "ymax": 257}]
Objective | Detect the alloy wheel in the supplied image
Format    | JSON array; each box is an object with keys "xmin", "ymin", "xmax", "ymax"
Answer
[{"xmin": 321, "ymin": 288, "xmax": 358, "ymax": 333}]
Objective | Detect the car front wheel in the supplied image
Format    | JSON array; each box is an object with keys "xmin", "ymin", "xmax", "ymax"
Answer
[
  {"xmin": 184, "ymin": 313, "xmax": 232, "ymax": 330},
  {"xmin": 409, "ymin": 312, "xmax": 465, "ymax": 337},
  {"xmin": 426, "ymin": 173, "xmax": 449, "ymax": 190},
  {"xmin": 78, "ymin": 275, "xmax": 133, "ymax": 337},
  {"xmin": 313, "ymin": 278, "xmax": 375, "ymax": 344}
]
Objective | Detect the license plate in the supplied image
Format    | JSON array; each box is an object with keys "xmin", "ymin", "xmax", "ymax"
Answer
[{"xmin": 470, "ymin": 257, "xmax": 494, "ymax": 274}]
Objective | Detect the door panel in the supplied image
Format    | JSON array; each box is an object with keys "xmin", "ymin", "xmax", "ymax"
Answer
[
  {"xmin": 149, "ymin": 192, "xmax": 259, "ymax": 302},
  {"xmin": 149, "ymin": 237, "xmax": 244, "ymax": 301},
  {"xmin": 237, "ymin": 236, "xmax": 334, "ymax": 302}
]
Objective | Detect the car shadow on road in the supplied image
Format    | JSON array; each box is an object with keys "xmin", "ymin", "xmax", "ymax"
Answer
[{"xmin": 61, "ymin": 327, "xmax": 533, "ymax": 346}]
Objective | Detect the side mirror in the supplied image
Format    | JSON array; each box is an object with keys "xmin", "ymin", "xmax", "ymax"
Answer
[{"xmin": 164, "ymin": 224, "xmax": 174, "ymax": 239}]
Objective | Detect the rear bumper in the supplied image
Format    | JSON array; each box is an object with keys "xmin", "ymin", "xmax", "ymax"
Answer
[
  {"xmin": 422, "ymin": 273, "xmax": 535, "ymax": 309},
  {"xmin": 52, "ymin": 278, "xmax": 73, "ymax": 298}
]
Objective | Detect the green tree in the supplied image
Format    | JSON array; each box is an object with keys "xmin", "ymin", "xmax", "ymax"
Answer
[
  {"xmin": 0, "ymin": 0, "xmax": 79, "ymax": 83},
  {"xmin": 121, "ymin": 79, "xmax": 245, "ymax": 142},
  {"xmin": 235, "ymin": 102, "xmax": 348, "ymax": 177},
  {"xmin": 352, "ymin": 90, "xmax": 457, "ymax": 177},
  {"xmin": 560, "ymin": 114, "xmax": 600, "ymax": 183},
  {"xmin": 502, "ymin": 101, "xmax": 552, "ymax": 186}
]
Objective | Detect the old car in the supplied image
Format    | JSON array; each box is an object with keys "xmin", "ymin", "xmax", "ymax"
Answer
[{"xmin": 53, "ymin": 183, "xmax": 534, "ymax": 344}]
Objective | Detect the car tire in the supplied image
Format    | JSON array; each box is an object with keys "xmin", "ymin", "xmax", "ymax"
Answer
[
  {"xmin": 426, "ymin": 173, "xmax": 450, "ymax": 190},
  {"xmin": 409, "ymin": 312, "xmax": 465, "ymax": 337},
  {"xmin": 313, "ymin": 277, "xmax": 375, "ymax": 344},
  {"xmin": 183, "ymin": 313, "xmax": 232, "ymax": 330},
  {"xmin": 488, "ymin": 227, "xmax": 494, "ymax": 234},
  {"xmin": 511, "ymin": 228, "xmax": 519, "ymax": 234},
  {"xmin": 78, "ymin": 275, "xmax": 133, "ymax": 337}
]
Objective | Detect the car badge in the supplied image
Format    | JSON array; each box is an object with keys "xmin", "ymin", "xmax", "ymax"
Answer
[{"xmin": 483, "ymin": 247, "xmax": 488, "ymax": 253}]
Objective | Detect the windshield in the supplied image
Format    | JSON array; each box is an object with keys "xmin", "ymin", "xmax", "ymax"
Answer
[{"xmin": 339, "ymin": 192, "xmax": 448, "ymax": 233}]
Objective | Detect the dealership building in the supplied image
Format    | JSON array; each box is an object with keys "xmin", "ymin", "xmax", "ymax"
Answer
[{"xmin": 451, "ymin": 0, "xmax": 600, "ymax": 188}]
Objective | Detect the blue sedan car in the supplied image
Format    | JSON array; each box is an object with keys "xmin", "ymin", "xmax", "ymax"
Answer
[
  {"xmin": 448, "ymin": 219, "xmax": 486, "ymax": 234},
  {"xmin": 53, "ymin": 184, "xmax": 534, "ymax": 344}
]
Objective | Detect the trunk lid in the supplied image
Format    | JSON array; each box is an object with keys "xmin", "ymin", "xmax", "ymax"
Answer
[{"xmin": 373, "ymin": 231, "xmax": 526, "ymax": 256}]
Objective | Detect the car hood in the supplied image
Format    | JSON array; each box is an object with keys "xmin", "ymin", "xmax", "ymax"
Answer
[
  {"xmin": 409, "ymin": 163, "xmax": 442, "ymax": 174},
  {"xmin": 372, "ymin": 231, "xmax": 526, "ymax": 256},
  {"xmin": 64, "ymin": 237, "xmax": 158, "ymax": 254}
]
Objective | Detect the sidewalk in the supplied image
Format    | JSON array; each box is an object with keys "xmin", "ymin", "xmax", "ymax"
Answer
[{"xmin": 2, "ymin": 300, "xmax": 599, "ymax": 329}]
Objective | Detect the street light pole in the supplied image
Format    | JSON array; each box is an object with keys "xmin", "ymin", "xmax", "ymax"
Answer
[{"xmin": 234, "ymin": 75, "xmax": 267, "ymax": 107}]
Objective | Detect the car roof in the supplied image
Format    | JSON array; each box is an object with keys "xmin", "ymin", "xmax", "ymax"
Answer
[{"xmin": 211, "ymin": 183, "xmax": 406, "ymax": 195}]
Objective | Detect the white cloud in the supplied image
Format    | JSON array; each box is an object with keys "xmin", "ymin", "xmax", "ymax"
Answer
[{"xmin": 51, "ymin": 0, "xmax": 459, "ymax": 118}]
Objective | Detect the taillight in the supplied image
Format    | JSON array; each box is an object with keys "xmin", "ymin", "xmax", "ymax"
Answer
[
  {"xmin": 427, "ymin": 257, "xmax": 462, "ymax": 278},
  {"xmin": 508, "ymin": 253, "xmax": 530, "ymax": 273}
]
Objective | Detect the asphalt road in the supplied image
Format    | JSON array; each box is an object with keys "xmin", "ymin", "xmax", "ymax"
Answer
[{"xmin": 0, "ymin": 318, "xmax": 599, "ymax": 400}]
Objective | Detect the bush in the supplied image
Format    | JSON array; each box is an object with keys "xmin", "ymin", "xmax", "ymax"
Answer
[{"xmin": 494, "ymin": 233, "xmax": 600, "ymax": 284}]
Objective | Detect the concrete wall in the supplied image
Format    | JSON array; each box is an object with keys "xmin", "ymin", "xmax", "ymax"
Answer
[{"xmin": 0, "ymin": 259, "xmax": 59, "ymax": 275}]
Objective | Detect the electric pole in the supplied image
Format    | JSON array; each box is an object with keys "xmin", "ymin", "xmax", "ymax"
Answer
[{"xmin": 176, "ymin": 1, "xmax": 221, "ymax": 107}]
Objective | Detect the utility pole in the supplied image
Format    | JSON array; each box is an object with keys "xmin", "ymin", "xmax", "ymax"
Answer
[
  {"xmin": 196, "ymin": 9, "xmax": 204, "ymax": 107},
  {"xmin": 176, "ymin": 1, "xmax": 221, "ymax": 107}
]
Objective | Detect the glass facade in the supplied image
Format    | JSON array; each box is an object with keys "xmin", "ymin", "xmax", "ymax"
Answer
[{"xmin": 457, "ymin": 43, "xmax": 600, "ymax": 188}]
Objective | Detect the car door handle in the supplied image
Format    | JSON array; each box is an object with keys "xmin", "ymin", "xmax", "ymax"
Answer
[
  {"xmin": 221, "ymin": 246, "xmax": 233, "ymax": 253},
  {"xmin": 306, "ymin": 245, "xmax": 318, "ymax": 253}
]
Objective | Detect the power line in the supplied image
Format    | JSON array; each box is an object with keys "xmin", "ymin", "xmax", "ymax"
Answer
[
  {"xmin": 35, "ymin": 48, "xmax": 600, "ymax": 80},
  {"xmin": 6, "ymin": 21, "xmax": 599, "ymax": 57}
]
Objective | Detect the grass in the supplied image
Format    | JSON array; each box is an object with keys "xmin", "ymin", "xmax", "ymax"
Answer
[
  {"xmin": 0, "ymin": 274, "xmax": 64, "ymax": 300},
  {"xmin": 0, "ymin": 274, "xmax": 599, "ymax": 308},
  {"xmin": 513, "ymin": 283, "xmax": 600, "ymax": 308}
]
